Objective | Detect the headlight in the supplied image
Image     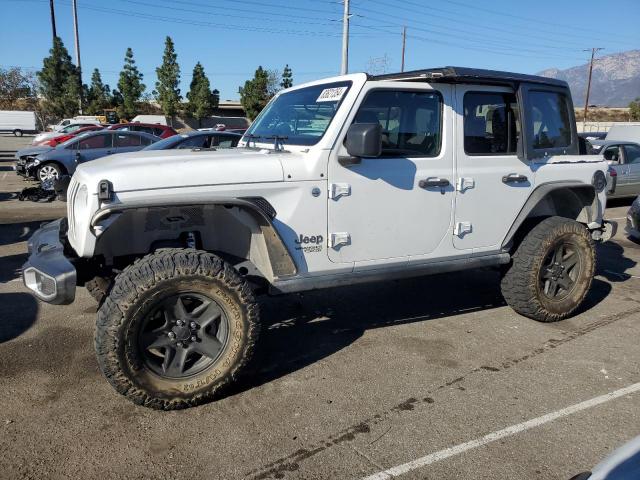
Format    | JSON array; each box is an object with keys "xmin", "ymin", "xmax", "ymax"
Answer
[{"xmin": 32, "ymin": 158, "xmax": 41, "ymax": 166}]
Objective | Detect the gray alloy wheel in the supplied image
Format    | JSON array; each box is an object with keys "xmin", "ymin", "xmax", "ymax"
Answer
[{"xmin": 37, "ymin": 164, "xmax": 61, "ymax": 182}]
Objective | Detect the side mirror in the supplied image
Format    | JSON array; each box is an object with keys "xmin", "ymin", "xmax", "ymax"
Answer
[{"xmin": 344, "ymin": 123, "xmax": 382, "ymax": 159}]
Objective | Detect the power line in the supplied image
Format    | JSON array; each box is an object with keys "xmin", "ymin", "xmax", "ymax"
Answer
[
  {"xmin": 148, "ymin": 0, "xmax": 344, "ymax": 24},
  {"xmin": 353, "ymin": 22, "xmax": 588, "ymax": 64},
  {"xmin": 351, "ymin": 22, "xmax": 587, "ymax": 63},
  {"xmin": 357, "ymin": 0, "xmax": 637, "ymax": 50},
  {"xmin": 7, "ymin": 0, "xmax": 376, "ymax": 37},
  {"xmin": 351, "ymin": 15, "xmax": 589, "ymax": 61},
  {"xmin": 437, "ymin": 0, "xmax": 639, "ymax": 43}
]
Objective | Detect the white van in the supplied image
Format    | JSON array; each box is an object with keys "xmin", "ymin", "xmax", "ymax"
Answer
[
  {"xmin": 130, "ymin": 114, "xmax": 168, "ymax": 125},
  {"xmin": 0, "ymin": 110, "xmax": 37, "ymax": 136},
  {"xmin": 47, "ymin": 116, "xmax": 102, "ymax": 131}
]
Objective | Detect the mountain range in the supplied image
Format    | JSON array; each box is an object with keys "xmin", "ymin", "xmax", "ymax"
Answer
[{"xmin": 537, "ymin": 50, "xmax": 640, "ymax": 107}]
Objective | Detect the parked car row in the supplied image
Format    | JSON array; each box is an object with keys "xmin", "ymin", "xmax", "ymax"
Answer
[{"xmin": 15, "ymin": 129, "xmax": 241, "ymax": 181}]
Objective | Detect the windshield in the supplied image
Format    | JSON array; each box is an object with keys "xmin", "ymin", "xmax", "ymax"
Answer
[
  {"xmin": 142, "ymin": 134, "xmax": 184, "ymax": 151},
  {"xmin": 244, "ymin": 81, "xmax": 352, "ymax": 146}
]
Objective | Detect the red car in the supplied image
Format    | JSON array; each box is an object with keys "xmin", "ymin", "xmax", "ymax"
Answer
[
  {"xmin": 37, "ymin": 125, "xmax": 105, "ymax": 147},
  {"xmin": 107, "ymin": 122, "xmax": 177, "ymax": 139}
]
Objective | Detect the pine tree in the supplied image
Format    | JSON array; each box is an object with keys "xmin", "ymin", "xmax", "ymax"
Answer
[
  {"xmin": 117, "ymin": 48, "xmax": 145, "ymax": 120},
  {"xmin": 37, "ymin": 37, "xmax": 81, "ymax": 118},
  {"xmin": 154, "ymin": 36, "xmax": 181, "ymax": 121},
  {"xmin": 85, "ymin": 68, "xmax": 110, "ymax": 115},
  {"xmin": 185, "ymin": 62, "xmax": 218, "ymax": 127},
  {"xmin": 281, "ymin": 64, "xmax": 293, "ymax": 89},
  {"xmin": 239, "ymin": 66, "xmax": 269, "ymax": 121}
]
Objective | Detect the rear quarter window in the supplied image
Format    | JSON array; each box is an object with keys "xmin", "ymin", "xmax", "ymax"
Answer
[{"xmin": 527, "ymin": 91, "xmax": 571, "ymax": 149}]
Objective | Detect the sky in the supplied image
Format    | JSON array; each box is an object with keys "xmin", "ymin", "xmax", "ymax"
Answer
[{"xmin": 1, "ymin": 0, "xmax": 639, "ymax": 101}]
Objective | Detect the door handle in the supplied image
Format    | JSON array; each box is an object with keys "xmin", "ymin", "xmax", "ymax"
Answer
[
  {"xmin": 419, "ymin": 178, "xmax": 450, "ymax": 188},
  {"xmin": 106, "ymin": 150, "xmax": 113, "ymax": 154},
  {"xmin": 502, "ymin": 173, "xmax": 528, "ymax": 184}
]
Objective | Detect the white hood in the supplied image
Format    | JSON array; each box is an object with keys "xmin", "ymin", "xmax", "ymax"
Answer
[{"xmin": 74, "ymin": 148, "xmax": 288, "ymax": 193}]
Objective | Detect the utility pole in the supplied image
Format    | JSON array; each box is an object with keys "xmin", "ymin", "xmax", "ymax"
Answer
[
  {"xmin": 401, "ymin": 26, "xmax": 407, "ymax": 72},
  {"xmin": 49, "ymin": 0, "xmax": 57, "ymax": 40},
  {"xmin": 72, "ymin": 0, "xmax": 83, "ymax": 113},
  {"xmin": 341, "ymin": 0, "xmax": 350, "ymax": 75},
  {"xmin": 583, "ymin": 47, "xmax": 603, "ymax": 125}
]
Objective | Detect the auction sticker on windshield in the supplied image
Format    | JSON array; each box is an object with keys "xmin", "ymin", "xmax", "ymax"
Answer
[{"xmin": 316, "ymin": 86, "xmax": 348, "ymax": 103}]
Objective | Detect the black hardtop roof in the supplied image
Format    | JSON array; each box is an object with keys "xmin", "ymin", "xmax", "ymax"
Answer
[{"xmin": 371, "ymin": 66, "xmax": 568, "ymax": 88}]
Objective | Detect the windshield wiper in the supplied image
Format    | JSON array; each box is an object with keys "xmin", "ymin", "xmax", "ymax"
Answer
[
  {"xmin": 265, "ymin": 135, "xmax": 288, "ymax": 152},
  {"xmin": 243, "ymin": 133, "xmax": 262, "ymax": 148}
]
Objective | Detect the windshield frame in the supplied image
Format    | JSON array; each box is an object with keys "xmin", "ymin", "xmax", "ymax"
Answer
[
  {"xmin": 243, "ymin": 80, "xmax": 353, "ymax": 147},
  {"xmin": 142, "ymin": 134, "xmax": 185, "ymax": 151}
]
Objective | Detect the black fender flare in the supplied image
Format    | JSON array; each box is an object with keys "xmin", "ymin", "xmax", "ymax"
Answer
[
  {"xmin": 501, "ymin": 181, "xmax": 597, "ymax": 250},
  {"xmin": 90, "ymin": 197, "xmax": 297, "ymax": 278}
]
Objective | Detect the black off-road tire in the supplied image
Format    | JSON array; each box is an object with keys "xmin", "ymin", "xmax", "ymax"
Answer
[
  {"xmin": 95, "ymin": 248, "xmax": 260, "ymax": 409},
  {"xmin": 85, "ymin": 276, "xmax": 111, "ymax": 304},
  {"xmin": 501, "ymin": 216, "xmax": 595, "ymax": 322}
]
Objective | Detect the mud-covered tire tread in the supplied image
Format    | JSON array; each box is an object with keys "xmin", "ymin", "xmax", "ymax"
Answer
[
  {"xmin": 95, "ymin": 248, "xmax": 259, "ymax": 410},
  {"xmin": 501, "ymin": 216, "xmax": 595, "ymax": 322},
  {"xmin": 85, "ymin": 276, "xmax": 111, "ymax": 304}
]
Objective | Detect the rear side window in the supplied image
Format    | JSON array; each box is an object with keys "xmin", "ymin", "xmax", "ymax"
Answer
[
  {"xmin": 78, "ymin": 134, "xmax": 111, "ymax": 149},
  {"xmin": 464, "ymin": 92, "xmax": 520, "ymax": 155},
  {"xmin": 136, "ymin": 126, "xmax": 155, "ymax": 135},
  {"xmin": 216, "ymin": 137, "xmax": 238, "ymax": 148},
  {"xmin": 115, "ymin": 133, "xmax": 142, "ymax": 147},
  {"xmin": 176, "ymin": 136, "xmax": 210, "ymax": 149},
  {"xmin": 603, "ymin": 145, "xmax": 622, "ymax": 163},
  {"xmin": 528, "ymin": 91, "xmax": 571, "ymax": 149},
  {"xmin": 153, "ymin": 127, "xmax": 166, "ymax": 136},
  {"xmin": 140, "ymin": 136, "xmax": 154, "ymax": 146},
  {"xmin": 353, "ymin": 90, "xmax": 442, "ymax": 157},
  {"xmin": 624, "ymin": 144, "xmax": 640, "ymax": 164}
]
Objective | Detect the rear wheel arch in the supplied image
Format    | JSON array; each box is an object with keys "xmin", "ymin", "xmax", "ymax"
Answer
[{"xmin": 502, "ymin": 183, "xmax": 598, "ymax": 252}]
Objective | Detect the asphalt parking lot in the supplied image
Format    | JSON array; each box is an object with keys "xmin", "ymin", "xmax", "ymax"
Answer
[{"xmin": 0, "ymin": 133, "xmax": 639, "ymax": 480}]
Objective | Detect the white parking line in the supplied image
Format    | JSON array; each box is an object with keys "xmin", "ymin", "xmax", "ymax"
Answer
[
  {"xmin": 605, "ymin": 217, "xmax": 627, "ymax": 221},
  {"xmin": 361, "ymin": 382, "xmax": 640, "ymax": 480}
]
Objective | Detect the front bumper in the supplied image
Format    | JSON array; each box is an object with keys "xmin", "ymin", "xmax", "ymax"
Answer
[
  {"xmin": 14, "ymin": 160, "xmax": 37, "ymax": 178},
  {"xmin": 22, "ymin": 219, "xmax": 77, "ymax": 304}
]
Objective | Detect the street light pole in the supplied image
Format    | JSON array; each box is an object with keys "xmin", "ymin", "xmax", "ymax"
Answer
[
  {"xmin": 72, "ymin": 0, "xmax": 83, "ymax": 113},
  {"xmin": 401, "ymin": 26, "xmax": 407, "ymax": 72},
  {"xmin": 49, "ymin": 0, "xmax": 57, "ymax": 40},
  {"xmin": 341, "ymin": 0, "xmax": 350, "ymax": 75}
]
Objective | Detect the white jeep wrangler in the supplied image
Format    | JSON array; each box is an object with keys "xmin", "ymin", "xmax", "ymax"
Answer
[{"xmin": 23, "ymin": 67, "xmax": 614, "ymax": 409}]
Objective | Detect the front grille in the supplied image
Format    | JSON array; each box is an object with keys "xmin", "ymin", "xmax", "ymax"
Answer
[{"xmin": 67, "ymin": 179, "xmax": 79, "ymax": 242}]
